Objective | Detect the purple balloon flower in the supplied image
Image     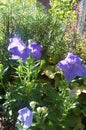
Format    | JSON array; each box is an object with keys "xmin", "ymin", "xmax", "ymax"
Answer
[
  {"xmin": 56, "ymin": 53, "xmax": 86, "ymax": 82},
  {"xmin": 17, "ymin": 107, "xmax": 33, "ymax": 130},
  {"xmin": 8, "ymin": 35, "xmax": 31, "ymax": 62},
  {"xmin": 28, "ymin": 40, "xmax": 43, "ymax": 60},
  {"xmin": 8, "ymin": 36, "xmax": 43, "ymax": 62}
]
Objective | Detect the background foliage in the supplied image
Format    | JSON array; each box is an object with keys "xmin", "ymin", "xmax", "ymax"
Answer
[{"xmin": 0, "ymin": 0, "xmax": 86, "ymax": 129}]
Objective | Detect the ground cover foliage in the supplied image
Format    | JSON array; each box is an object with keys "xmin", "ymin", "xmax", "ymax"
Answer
[{"xmin": 0, "ymin": 0, "xmax": 86, "ymax": 129}]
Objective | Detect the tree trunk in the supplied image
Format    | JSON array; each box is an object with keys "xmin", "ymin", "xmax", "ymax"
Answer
[
  {"xmin": 77, "ymin": 0, "xmax": 86, "ymax": 35},
  {"xmin": 37, "ymin": 0, "xmax": 51, "ymax": 9}
]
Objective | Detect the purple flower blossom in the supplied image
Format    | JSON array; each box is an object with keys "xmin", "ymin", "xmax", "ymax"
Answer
[
  {"xmin": 8, "ymin": 35, "xmax": 31, "ymax": 62},
  {"xmin": 56, "ymin": 53, "xmax": 86, "ymax": 82},
  {"xmin": 28, "ymin": 40, "xmax": 43, "ymax": 60},
  {"xmin": 8, "ymin": 36, "xmax": 43, "ymax": 62},
  {"xmin": 17, "ymin": 107, "xmax": 33, "ymax": 130}
]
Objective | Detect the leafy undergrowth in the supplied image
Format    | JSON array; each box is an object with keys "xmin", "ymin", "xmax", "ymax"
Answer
[{"xmin": 0, "ymin": 0, "xmax": 86, "ymax": 130}]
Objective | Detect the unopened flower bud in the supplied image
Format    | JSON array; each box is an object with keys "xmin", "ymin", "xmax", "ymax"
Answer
[
  {"xmin": 29, "ymin": 101, "xmax": 37, "ymax": 109},
  {"xmin": 42, "ymin": 106, "xmax": 48, "ymax": 114},
  {"xmin": 37, "ymin": 107, "xmax": 42, "ymax": 113}
]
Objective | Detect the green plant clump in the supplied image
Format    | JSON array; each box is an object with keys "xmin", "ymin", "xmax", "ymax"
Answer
[{"xmin": 0, "ymin": 0, "xmax": 86, "ymax": 130}]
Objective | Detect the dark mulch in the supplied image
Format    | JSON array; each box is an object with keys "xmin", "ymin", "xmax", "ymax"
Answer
[
  {"xmin": 0, "ymin": 110, "xmax": 17, "ymax": 130},
  {"xmin": 0, "ymin": 95, "xmax": 17, "ymax": 130}
]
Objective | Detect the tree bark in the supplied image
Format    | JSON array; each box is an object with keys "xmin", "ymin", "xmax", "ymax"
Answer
[
  {"xmin": 37, "ymin": 0, "xmax": 51, "ymax": 9},
  {"xmin": 77, "ymin": 0, "xmax": 86, "ymax": 35}
]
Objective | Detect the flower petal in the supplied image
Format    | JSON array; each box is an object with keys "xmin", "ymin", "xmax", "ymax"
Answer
[
  {"xmin": 28, "ymin": 41, "xmax": 43, "ymax": 59},
  {"xmin": 8, "ymin": 36, "xmax": 26, "ymax": 52},
  {"xmin": 21, "ymin": 48, "xmax": 31, "ymax": 62},
  {"xmin": 11, "ymin": 54, "xmax": 21, "ymax": 60},
  {"xmin": 23, "ymin": 113, "xmax": 33, "ymax": 129},
  {"xmin": 76, "ymin": 65, "xmax": 86, "ymax": 76},
  {"xmin": 64, "ymin": 67, "xmax": 77, "ymax": 81}
]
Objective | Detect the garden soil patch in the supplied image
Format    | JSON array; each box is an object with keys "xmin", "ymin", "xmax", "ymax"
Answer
[{"xmin": 0, "ymin": 110, "xmax": 17, "ymax": 130}]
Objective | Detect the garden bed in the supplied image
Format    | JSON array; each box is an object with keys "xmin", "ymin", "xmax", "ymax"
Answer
[{"xmin": 0, "ymin": 0, "xmax": 86, "ymax": 130}]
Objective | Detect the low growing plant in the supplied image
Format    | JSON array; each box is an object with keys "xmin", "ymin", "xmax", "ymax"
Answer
[{"xmin": 0, "ymin": 0, "xmax": 86, "ymax": 130}]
